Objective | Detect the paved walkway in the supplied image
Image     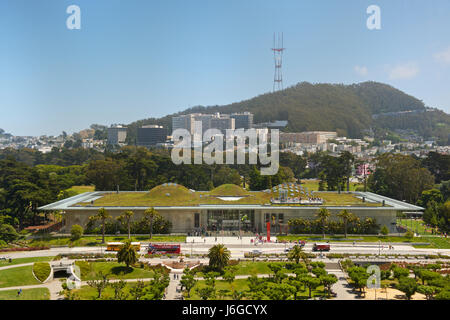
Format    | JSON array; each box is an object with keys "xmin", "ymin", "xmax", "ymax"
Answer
[
  {"xmin": 0, "ymin": 263, "xmax": 34, "ymax": 271},
  {"xmin": 327, "ymin": 269, "xmax": 357, "ymax": 300},
  {"xmin": 165, "ymin": 272, "xmax": 183, "ymax": 300}
]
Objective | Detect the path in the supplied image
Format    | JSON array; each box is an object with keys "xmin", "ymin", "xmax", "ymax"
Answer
[
  {"xmin": 327, "ymin": 269, "xmax": 357, "ymax": 300},
  {"xmin": 165, "ymin": 272, "xmax": 182, "ymax": 300},
  {"xmin": 0, "ymin": 263, "xmax": 34, "ymax": 271}
]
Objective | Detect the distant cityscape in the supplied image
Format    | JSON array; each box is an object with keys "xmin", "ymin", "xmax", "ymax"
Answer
[{"xmin": 1, "ymin": 111, "xmax": 449, "ymax": 171}]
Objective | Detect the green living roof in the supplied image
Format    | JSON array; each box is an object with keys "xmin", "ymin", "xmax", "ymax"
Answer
[{"xmin": 67, "ymin": 183, "xmax": 384, "ymax": 208}]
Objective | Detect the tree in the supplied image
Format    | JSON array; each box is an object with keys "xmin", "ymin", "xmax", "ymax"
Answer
[
  {"xmin": 417, "ymin": 189, "xmax": 444, "ymax": 208},
  {"xmin": 368, "ymin": 154, "xmax": 434, "ymax": 204},
  {"xmin": 117, "ymin": 210, "xmax": 134, "ymax": 239},
  {"xmin": 380, "ymin": 225, "xmax": 389, "ymax": 236},
  {"xmin": 320, "ymin": 274, "xmax": 338, "ymax": 297},
  {"xmin": 304, "ymin": 276, "xmax": 321, "ymax": 298},
  {"xmin": 117, "ymin": 240, "xmax": 138, "ymax": 268},
  {"xmin": 417, "ymin": 285, "xmax": 437, "ymax": 300},
  {"xmin": 110, "ymin": 279, "xmax": 129, "ymax": 300},
  {"xmin": 130, "ymin": 280, "xmax": 146, "ymax": 300},
  {"xmin": 87, "ymin": 271, "xmax": 109, "ymax": 299},
  {"xmin": 287, "ymin": 245, "xmax": 305, "ymax": 264},
  {"xmin": 397, "ymin": 277, "xmax": 417, "ymax": 300},
  {"xmin": 223, "ymin": 267, "xmax": 236, "ymax": 285},
  {"xmin": 315, "ymin": 208, "xmax": 331, "ymax": 238},
  {"xmin": 143, "ymin": 207, "xmax": 157, "ymax": 239},
  {"xmin": 180, "ymin": 268, "xmax": 197, "ymax": 298},
  {"xmin": 392, "ymin": 267, "xmax": 410, "ymax": 280},
  {"xmin": 265, "ymin": 282, "xmax": 296, "ymax": 300},
  {"xmin": 142, "ymin": 270, "xmax": 170, "ymax": 300},
  {"xmin": 89, "ymin": 207, "xmax": 110, "ymax": 243},
  {"xmin": 404, "ymin": 230, "xmax": 414, "ymax": 240},
  {"xmin": 207, "ymin": 244, "xmax": 230, "ymax": 272},
  {"xmin": 337, "ymin": 210, "xmax": 354, "ymax": 238},
  {"xmin": 0, "ymin": 224, "xmax": 19, "ymax": 243},
  {"xmin": 417, "ymin": 270, "xmax": 441, "ymax": 285},
  {"xmin": 435, "ymin": 289, "xmax": 450, "ymax": 300},
  {"xmin": 196, "ymin": 286, "xmax": 215, "ymax": 300},
  {"xmin": 347, "ymin": 266, "xmax": 369, "ymax": 296},
  {"xmin": 70, "ymin": 224, "xmax": 83, "ymax": 241}
]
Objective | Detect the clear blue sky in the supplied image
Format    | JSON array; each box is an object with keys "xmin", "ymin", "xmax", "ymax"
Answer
[{"xmin": 1, "ymin": 0, "xmax": 450, "ymax": 136}]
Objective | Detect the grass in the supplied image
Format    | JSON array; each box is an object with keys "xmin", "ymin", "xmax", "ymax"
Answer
[
  {"xmin": 72, "ymin": 282, "xmax": 149, "ymax": 300},
  {"xmin": 33, "ymin": 262, "xmax": 51, "ymax": 282},
  {"xmin": 186, "ymin": 279, "xmax": 326, "ymax": 300},
  {"xmin": 300, "ymin": 179, "xmax": 362, "ymax": 192},
  {"xmin": 414, "ymin": 237, "xmax": 450, "ymax": 249},
  {"xmin": 397, "ymin": 219, "xmax": 434, "ymax": 235},
  {"xmin": 233, "ymin": 261, "xmax": 287, "ymax": 276},
  {"xmin": 0, "ymin": 288, "xmax": 50, "ymax": 300},
  {"xmin": 66, "ymin": 185, "xmax": 95, "ymax": 195},
  {"xmin": 278, "ymin": 234, "xmax": 450, "ymax": 249},
  {"xmin": 71, "ymin": 183, "xmax": 383, "ymax": 207},
  {"xmin": 29, "ymin": 235, "xmax": 186, "ymax": 247},
  {"xmin": 0, "ymin": 265, "xmax": 40, "ymax": 288},
  {"xmin": 0, "ymin": 256, "xmax": 53, "ymax": 267},
  {"xmin": 76, "ymin": 261, "xmax": 155, "ymax": 281}
]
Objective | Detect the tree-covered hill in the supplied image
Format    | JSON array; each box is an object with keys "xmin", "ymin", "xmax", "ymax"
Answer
[{"xmin": 124, "ymin": 81, "xmax": 449, "ymax": 143}]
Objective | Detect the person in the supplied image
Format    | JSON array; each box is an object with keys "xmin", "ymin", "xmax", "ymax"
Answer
[{"xmin": 18, "ymin": 289, "xmax": 22, "ymax": 297}]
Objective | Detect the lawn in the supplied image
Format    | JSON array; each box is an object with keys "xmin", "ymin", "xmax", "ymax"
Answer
[
  {"xmin": 0, "ymin": 256, "xmax": 53, "ymax": 267},
  {"xmin": 29, "ymin": 235, "xmax": 186, "ymax": 247},
  {"xmin": 279, "ymin": 234, "xmax": 450, "ymax": 249},
  {"xmin": 0, "ymin": 265, "xmax": 40, "ymax": 288},
  {"xmin": 397, "ymin": 219, "xmax": 434, "ymax": 235},
  {"xmin": 0, "ymin": 288, "xmax": 50, "ymax": 300},
  {"xmin": 414, "ymin": 237, "xmax": 450, "ymax": 249},
  {"xmin": 278, "ymin": 235, "xmax": 417, "ymax": 243},
  {"xmin": 76, "ymin": 261, "xmax": 155, "ymax": 281},
  {"xmin": 233, "ymin": 261, "xmax": 288, "ymax": 276},
  {"xmin": 72, "ymin": 282, "xmax": 149, "ymax": 300}
]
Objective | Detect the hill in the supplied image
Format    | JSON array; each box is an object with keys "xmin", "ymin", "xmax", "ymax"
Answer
[{"xmin": 124, "ymin": 81, "xmax": 450, "ymax": 144}]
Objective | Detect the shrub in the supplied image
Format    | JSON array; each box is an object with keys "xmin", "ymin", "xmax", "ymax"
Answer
[
  {"xmin": 71, "ymin": 225, "xmax": 83, "ymax": 241},
  {"xmin": 397, "ymin": 277, "xmax": 418, "ymax": 300},
  {"xmin": 0, "ymin": 224, "xmax": 19, "ymax": 243},
  {"xmin": 33, "ymin": 262, "xmax": 51, "ymax": 282},
  {"xmin": 404, "ymin": 230, "xmax": 414, "ymax": 240},
  {"xmin": 380, "ymin": 225, "xmax": 389, "ymax": 236}
]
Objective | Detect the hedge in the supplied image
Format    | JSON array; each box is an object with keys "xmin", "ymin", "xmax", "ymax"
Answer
[{"xmin": 33, "ymin": 262, "xmax": 51, "ymax": 282}]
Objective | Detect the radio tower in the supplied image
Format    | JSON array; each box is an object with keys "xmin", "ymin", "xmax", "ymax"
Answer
[{"xmin": 271, "ymin": 32, "xmax": 285, "ymax": 92}]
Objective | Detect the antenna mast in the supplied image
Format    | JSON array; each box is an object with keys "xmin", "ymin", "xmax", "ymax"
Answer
[{"xmin": 271, "ymin": 32, "xmax": 285, "ymax": 92}]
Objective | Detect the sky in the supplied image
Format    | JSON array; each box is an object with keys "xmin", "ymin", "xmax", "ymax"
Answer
[{"xmin": 1, "ymin": 0, "xmax": 450, "ymax": 136}]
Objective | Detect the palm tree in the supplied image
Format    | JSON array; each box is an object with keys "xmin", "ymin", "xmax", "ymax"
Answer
[
  {"xmin": 117, "ymin": 210, "xmax": 134, "ymax": 239},
  {"xmin": 207, "ymin": 244, "xmax": 231, "ymax": 272},
  {"xmin": 89, "ymin": 207, "xmax": 110, "ymax": 243},
  {"xmin": 315, "ymin": 208, "xmax": 331, "ymax": 238},
  {"xmin": 337, "ymin": 209, "xmax": 355, "ymax": 238},
  {"xmin": 117, "ymin": 239, "xmax": 138, "ymax": 268},
  {"xmin": 287, "ymin": 245, "xmax": 304, "ymax": 264},
  {"xmin": 143, "ymin": 207, "xmax": 157, "ymax": 239}
]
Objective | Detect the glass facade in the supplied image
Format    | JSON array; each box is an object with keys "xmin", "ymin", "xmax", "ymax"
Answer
[{"xmin": 207, "ymin": 210, "xmax": 255, "ymax": 232}]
